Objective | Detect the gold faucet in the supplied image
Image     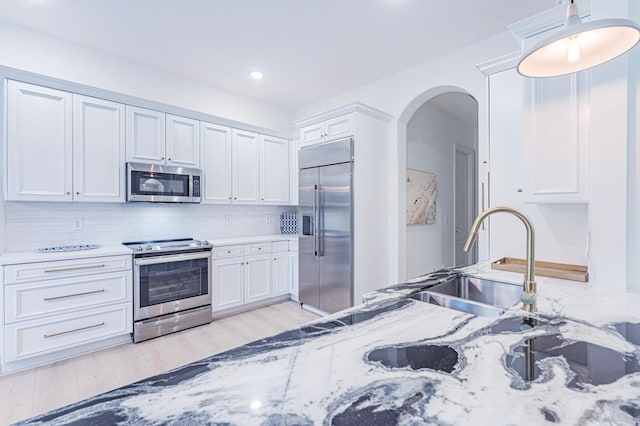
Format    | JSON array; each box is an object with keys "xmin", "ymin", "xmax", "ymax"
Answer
[{"xmin": 463, "ymin": 206, "xmax": 537, "ymax": 313}]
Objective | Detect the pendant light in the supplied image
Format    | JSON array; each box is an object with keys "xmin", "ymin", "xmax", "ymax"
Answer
[{"xmin": 517, "ymin": 0, "xmax": 640, "ymax": 78}]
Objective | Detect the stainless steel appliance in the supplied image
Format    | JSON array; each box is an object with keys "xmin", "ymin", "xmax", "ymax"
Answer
[
  {"xmin": 127, "ymin": 162, "xmax": 201, "ymax": 203},
  {"xmin": 298, "ymin": 138, "xmax": 353, "ymax": 314},
  {"xmin": 123, "ymin": 238, "xmax": 212, "ymax": 342}
]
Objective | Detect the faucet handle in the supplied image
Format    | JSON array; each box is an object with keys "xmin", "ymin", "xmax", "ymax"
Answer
[{"xmin": 520, "ymin": 291, "xmax": 537, "ymax": 312}]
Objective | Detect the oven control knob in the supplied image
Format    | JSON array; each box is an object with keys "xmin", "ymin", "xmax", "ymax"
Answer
[
  {"xmin": 136, "ymin": 246, "xmax": 143, "ymax": 252},
  {"xmin": 195, "ymin": 241, "xmax": 202, "ymax": 246},
  {"xmin": 203, "ymin": 240, "xmax": 209, "ymax": 245},
  {"xmin": 145, "ymin": 244, "xmax": 152, "ymax": 251}
]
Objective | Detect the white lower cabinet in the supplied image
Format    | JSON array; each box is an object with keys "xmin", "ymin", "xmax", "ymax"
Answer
[
  {"xmin": 212, "ymin": 239, "xmax": 296, "ymax": 315},
  {"xmin": 272, "ymin": 241, "xmax": 291, "ymax": 297},
  {"xmin": 212, "ymin": 256, "xmax": 245, "ymax": 311},
  {"xmin": 5, "ymin": 304, "xmax": 130, "ymax": 362},
  {"xmin": 2, "ymin": 254, "xmax": 133, "ymax": 368},
  {"xmin": 244, "ymin": 254, "xmax": 271, "ymax": 303}
]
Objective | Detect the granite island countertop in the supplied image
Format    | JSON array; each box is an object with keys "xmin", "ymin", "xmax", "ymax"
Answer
[{"xmin": 18, "ymin": 264, "xmax": 640, "ymax": 425}]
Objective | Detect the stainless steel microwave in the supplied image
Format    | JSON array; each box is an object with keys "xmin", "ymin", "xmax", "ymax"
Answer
[{"xmin": 127, "ymin": 162, "xmax": 201, "ymax": 203}]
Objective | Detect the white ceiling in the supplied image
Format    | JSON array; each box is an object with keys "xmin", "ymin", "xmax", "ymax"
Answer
[{"xmin": 0, "ymin": 0, "xmax": 557, "ymax": 110}]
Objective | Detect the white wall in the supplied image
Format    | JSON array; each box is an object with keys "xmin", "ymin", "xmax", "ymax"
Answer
[
  {"xmin": 4, "ymin": 202, "xmax": 289, "ymax": 252},
  {"xmin": 297, "ymin": 31, "xmax": 518, "ymax": 283},
  {"xmin": 0, "ymin": 21, "xmax": 295, "ymax": 133},
  {"xmin": 627, "ymin": 1, "xmax": 640, "ymax": 292},
  {"xmin": 295, "ymin": 0, "xmax": 639, "ymax": 290},
  {"xmin": 405, "ymin": 101, "xmax": 475, "ymax": 279}
]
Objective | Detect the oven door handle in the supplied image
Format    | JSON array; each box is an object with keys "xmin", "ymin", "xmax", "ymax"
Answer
[{"xmin": 135, "ymin": 252, "xmax": 211, "ymax": 266}]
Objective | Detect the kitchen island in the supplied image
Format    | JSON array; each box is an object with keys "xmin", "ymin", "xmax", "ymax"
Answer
[{"xmin": 17, "ymin": 265, "xmax": 640, "ymax": 425}]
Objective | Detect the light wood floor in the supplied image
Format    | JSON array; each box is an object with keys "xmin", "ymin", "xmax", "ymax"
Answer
[{"xmin": 0, "ymin": 301, "xmax": 319, "ymax": 425}]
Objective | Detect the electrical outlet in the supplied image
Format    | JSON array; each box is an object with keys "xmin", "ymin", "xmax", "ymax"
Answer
[
  {"xmin": 265, "ymin": 215, "xmax": 271, "ymax": 224},
  {"xmin": 225, "ymin": 215, "xmax": 232, "ymax": 225},
  {"xmin": 73, "ymin": 218, "xmax": 83, "ymax": 231}
]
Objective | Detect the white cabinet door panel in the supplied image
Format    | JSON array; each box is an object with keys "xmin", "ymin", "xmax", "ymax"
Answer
[
  {"xmin": 166, "ymin": 114, "xmax": 199, "ymax": 167},
  {"xmin": 6, "ymin": 80, "xmax": 72, "ymax": 201},
  {"xmin": 5, "ymin": 303, "xmax": 131, "ymax": 362},
  {"xmin": 300, "ymin": 122, "xmax": 325, "ymax": 146},
  {"xmin": 201, "ymin": 122, "xmax": 232, "ymax": 204},
  {"xmin": 524, "ymin": 72, "xmax": 589, "ymax": 203},
  {"xmin": 125, "ymin": 106, "xmax": 165, "ymax": 164},
  {"xmin": 212, "ymin": 257, "xmax": 244, "ymax": 310},
  {"xmin": 232, "ymin": 129, "xmax": 260, "ymax": 204},
  {"xmin": 260, "ymin": 135, "xmax": 289, "ymax": 205},
  {"xmin": 73, "ymin": 95, "xmax": 125, "ymax": 202},
  {"xmin": 272, "ymin": 252, "xmax": 290, "ymax": 297},
  {"xmin": 5, "ymin": 271, "xmax": 131, "ymax": 323},
  {"xmin": 244, "ymin": 254, "xmax": 271, "ymax": 303},
  {"xmin": 325, "ymin": 114, "xmax": 353, "ymax": 141}
]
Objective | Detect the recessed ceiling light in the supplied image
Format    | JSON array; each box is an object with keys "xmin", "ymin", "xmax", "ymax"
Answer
[{"xmin": 249, "ymin": 71, "xmax": 264, "ymax": 80}]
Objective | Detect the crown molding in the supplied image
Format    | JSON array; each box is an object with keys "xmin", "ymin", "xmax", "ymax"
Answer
[
  {"xmin": 294, "ymin": 101, "xmax": 393, "ymax": 127},
  {"xmin": 476, "ymin": 51, "xmax": 521, "ymax": 76}
]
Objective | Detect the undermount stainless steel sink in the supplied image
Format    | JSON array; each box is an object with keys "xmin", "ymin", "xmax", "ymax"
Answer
[{"xmin": 410, "ymin": 275, "xmax": 522, "ymax": 317}]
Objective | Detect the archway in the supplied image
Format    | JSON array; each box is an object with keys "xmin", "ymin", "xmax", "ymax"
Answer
[{"xmin": 395, "ymin": 86, "xmax": 479, "ymax": 280}]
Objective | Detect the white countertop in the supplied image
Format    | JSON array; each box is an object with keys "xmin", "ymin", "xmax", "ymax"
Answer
[
  {"xmin": 0, "ymin": 245, "xmax": 133, "ymax": 265},
  {"xmin": 206, "ymin": 234, "xmax": 297, "ymax": 246}
]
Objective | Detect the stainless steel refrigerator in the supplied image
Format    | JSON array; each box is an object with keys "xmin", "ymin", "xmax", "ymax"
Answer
[{"xmin": 298, "ymin": 138, "xmax": 353, "ymax": 314}]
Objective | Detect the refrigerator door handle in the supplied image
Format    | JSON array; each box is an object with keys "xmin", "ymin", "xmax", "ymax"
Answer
[
  {"xmin": 314, "ymin": 184, "xmax": 319, "ymax": 257},
  {"xmin": 319, "ymin": 186, "xmax": 325, "ymax": 257}
]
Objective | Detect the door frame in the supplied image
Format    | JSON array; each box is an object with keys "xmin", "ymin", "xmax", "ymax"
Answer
[{"xmin": 453, "ymin": 143, "xmax": 477, "ymax": 266}]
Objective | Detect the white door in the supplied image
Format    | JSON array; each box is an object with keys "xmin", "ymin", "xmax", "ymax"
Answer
[
  {"xmin": 201, "ymin": 122, "xmax": 232, "ymax": 204},
  {"xmin": 454, "ymin": 146, "xmax": 476, "ymax": 267},
  {"xmin": 73, "ymin": 95, "xmax": 125, "ymax": 202},
  {"xmin": 272, "ymin": 252, "xmax": 290, "ymax": 297},
  {"xmin": 244, "ymin": 254, "xmax": 271, "ymax": 303},
  {"xmin": 7, "ymin": 81, "xmax": 73, "ymax": 202},
  {"xmin": 260, "ymin": 135, "xmax": 289, "ymax": 205},
  {"xmin": 125, "ymin": 106, "xmax": 166, "ymax": 164},
  {"xmin": 166, "ymin": 114, "xmax": 200, "ymax": 167},
  {"xmin": 232, "ymin": 129, "xmax": 260, "ymax": 204},
  {"xmin": 212, "ymin": 257, "xmax": 244, "ymax": 311}
]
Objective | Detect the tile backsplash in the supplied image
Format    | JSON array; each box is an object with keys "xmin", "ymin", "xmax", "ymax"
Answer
[{"xmin": 5, "ymin": 202, "xmax": 291, "ymax": 252}]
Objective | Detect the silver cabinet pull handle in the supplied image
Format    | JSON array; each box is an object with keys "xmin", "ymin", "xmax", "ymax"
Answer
[
  {"xmin": 44, "ymin": 264, "xmax": 106, "ymax": 273},
  {"xmin": 44, "ymin": 322, "xmax": 105, "ymax": 339},
  {"xmin": 44, "ymin": 289, "xmax": 105, "ymax": 301}
]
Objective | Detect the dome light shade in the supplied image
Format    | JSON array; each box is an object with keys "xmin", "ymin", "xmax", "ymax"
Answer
[{"xmin": 517, "ymin": 2, "xmax": 640, "ymax": 78}]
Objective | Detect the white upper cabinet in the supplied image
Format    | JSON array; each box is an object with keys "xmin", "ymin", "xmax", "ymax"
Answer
[
  {"xmin": 166, "ymin": 114, "xmax": 200, "ymax": 167},
  {"xmin": 523, "ymin": 72, "xmax": 589, "ymax": 203},
  {"xmin": 73, "ymin": 95, "xmax": 126, "ymax": 202},
  {"xmin": 6, "ymin": 81, "xmax": 73, "ymax": 201},
  {"xmin": 260, "ymin": 135, "xmax": 289, "ymax": 205},
  {"xmin": 201, "ymin": 122, "xmax": 232, "ymax": 204},
  {"xmin": 126, "ymin": 107, "xmax": 200, "ymax": 167},
  {"xmin": 125, "ymin": 106, "xmax": 165, "ymax": 165},
  {"xmin": 300, "ymin": 113, "xmax": 353, "ymax": 146},
  {"xmin": 231, "ymin": 129, "xmax": 260, "ymax": 204}
]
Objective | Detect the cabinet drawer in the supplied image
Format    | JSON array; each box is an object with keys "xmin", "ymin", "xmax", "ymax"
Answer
[
  {"xmin": 4, "ymin": 255, "xmax": 132, "ymax": 284},
  {"xmin": 272, "ymin": 241, "xmax": 289, "ymax": 253},
  {"xmin": 5, "ymin": 271, "xmax": 132, "ymax": 324},
  {"xmin": 244, "ymin": 242, "xmax": 271, "ymax": 255},
  {"xmin": 289, "ymin": 240, "xmax": 299, "ymax": 252},
  {"xmin": 212, "ymin": 245, "xmax": 243, "ymax": 259},
  {"xmin": 5, "ymin": 303, "xmax": 132, "ymax": 362}
]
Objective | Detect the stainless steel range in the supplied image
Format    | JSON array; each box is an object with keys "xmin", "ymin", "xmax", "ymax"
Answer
[{"xmin": 123, "ymin": 238, "xmax": 213, "ymax": 342}]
